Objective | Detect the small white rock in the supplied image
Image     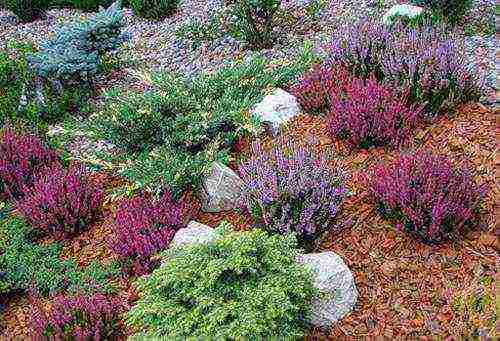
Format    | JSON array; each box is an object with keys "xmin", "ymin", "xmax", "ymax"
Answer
[
  {"xmin": 199, "ymin": 162, "xmax": 245, "ymax": 213},
  {"xmin": 250, "ymin": 88, "xmax": 301, "ymax": 136},
  {"xmin": 296, "ymin": 251, "xmax": 358, "ymax": 327},
  {"xmin": 381, "ymin": 4, "xmax": 424, "ymax": 25},
  {"xmin": 171, "ymin": 221, "xmax": 217, "ymax": 247}
]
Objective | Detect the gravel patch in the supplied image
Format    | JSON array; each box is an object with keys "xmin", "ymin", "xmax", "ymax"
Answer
[{"xmin": 0, "ymin": 0, "xmax": 496, "ymax": 106}]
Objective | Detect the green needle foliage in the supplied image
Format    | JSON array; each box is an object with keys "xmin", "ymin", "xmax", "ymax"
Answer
[
  {"xmin": 0, "ymin": 215, "xmax": 119, "ymax": 296},
  {"xmin": 126, "ymin": 223, "xmax": 317, "ymax": 339}
]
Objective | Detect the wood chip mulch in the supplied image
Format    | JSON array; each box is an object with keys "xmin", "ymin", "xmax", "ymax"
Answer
[{"xmin": 1, "ymin": 105, "xmax": 497, "ymax": 339}]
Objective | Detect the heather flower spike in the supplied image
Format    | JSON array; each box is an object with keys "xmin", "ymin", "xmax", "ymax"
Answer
[
  {"xmin": 366, "ymin": 151, "xmax": 486, "ymax": 244},
  {"xmin": 238, "ymin": 137, "xmax": 348, "ymax": 251}
]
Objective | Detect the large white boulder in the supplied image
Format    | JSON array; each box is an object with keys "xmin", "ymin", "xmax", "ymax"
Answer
[
  {"xmin": 171, "ymin": 221, "xmax": 216, "ymax": 248},
  {"xmin": 251, "ymin": 88, "xmax": 301, "ymax": 135},
  {"xmin": 296, "ymin": 251, "xmax": 358, "ymax": 327},
  {"xmin": 199, "ymin": 162, "xmax": 245, "ymax": 213},
  {"xmin": 382, "ymin": 4, "xmax": 424, "ymax": 25}
]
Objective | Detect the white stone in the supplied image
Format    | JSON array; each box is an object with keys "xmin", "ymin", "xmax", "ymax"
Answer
[
  {"xmin": 250, "ymin": 88, "xmax": 301, "ymax": 136},
  {"xmin": 381, "ymin": 4, "xmax": 424, "ymax": 25},
  {"xmin": 199, "ymin": 162, "xmax": 245, "ymax": 213},
  {"xmin": 296, "ymin": 251, "xmax": 358, "ymax": 327},
  {"xmin": 171, "ymin": 221, "xmax": 217, "ymax": 247}
]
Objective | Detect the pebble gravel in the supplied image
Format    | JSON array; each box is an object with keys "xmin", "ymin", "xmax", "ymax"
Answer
[{"xmin": 0, "ymin": 0, "xmax": 496, "ymax": 104}]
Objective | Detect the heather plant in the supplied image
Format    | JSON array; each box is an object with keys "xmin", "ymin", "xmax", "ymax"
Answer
[
  {"xmin": 366, "ymin": 151, "xmax": 487, "ymax": 244},
  {"xmin": 290, "ymin": 63, "xmax": 351, "ymax": 115},
  {"xmin": 0, "ymin": 127, "xmax": 59, "ymax": 200},
  {"xmin": 129, "ymin": 0, "xmax": 180, "ymax": 19},
  {"xmin": 30, "ymin": 292, "xmax": 128, "ymax": 340},
  {"xmin": 107, "ymin": 191, "xmax": 187, "ymax": 275},
  {"xmin": 238, "ymin": 138, "xmax": 348, "ymax": 251},
  {"xmin": 126, "ymin": 223, "xmax": 316, "ymax": 339},
  {"xmin": 226, "ymin": 0, "xmax": 282, "ymax": 48},
  {"xmin": 27, "ymin": 2, "xmax": 128, "ymax": 86},
  {"xmin": 15, "ymin": 162, "xmax": 104, "ymax": 240},
  {"xmin": 328, "ymin": 75, "xmax": 420, "ymax": 149},
  {"xmin": 329, "ymin": 19, "xmax": 485, "ymax": 117}
]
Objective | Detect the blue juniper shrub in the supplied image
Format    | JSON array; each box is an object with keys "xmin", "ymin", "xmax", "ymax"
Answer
[{"xmin": 27, "ymin": 2, "xmax": 129, "ymax": 87}]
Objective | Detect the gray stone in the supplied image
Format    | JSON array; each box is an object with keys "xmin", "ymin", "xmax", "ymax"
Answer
[
  {"xmin": 250, "ymin": 88, "xmax": 301, "ymax": 136},
  {"xmin": 171, "ymin": 221, "xmax": 216, "ymax": 247},
  {"xmin": 199, "ymin": 162, "xmax": 245, "ymax": 213},
  {"xmin": 296, "ymin": 251, "xmax": 358, "ymax": 327},
  {"xmin": 381, "ymin": 4, "xmax": 424, "ymax": 25}
]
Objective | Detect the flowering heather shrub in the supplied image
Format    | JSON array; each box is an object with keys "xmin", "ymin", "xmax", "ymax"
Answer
[
  {"xmin": 329, "ymin": 19, "xmax": 485, "ymax": 117},
  {"xmin": 30, "ymin": 293, "xmax": 127, "ymax": 340},
  {"xmin": 238, "ymin": 139, "xmax": 348, "ymax": 251},
  {"xmin": 328, "ymin": 75, "xmax": 420, "ymax": 149},
  {"xmin": 366, "ymin": 151, "xmax": 486, "ymax": 244},
  {"xmin": 107, "ymin": 191, "xmax": 187, "ymax": 275},
  {"xmin": 0, "ymin": 128, "xmax": 59, "ymax": 200},
  {"xmin": 15, "ymin": 163, "xmax": 104, "ymax": 240},
  {"xmin": 290, "ymin": 63, "xmax": 350, "ymax": 115}
]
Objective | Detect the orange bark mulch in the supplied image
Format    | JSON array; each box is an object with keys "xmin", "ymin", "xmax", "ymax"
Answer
[{"xmin": 1, "ymin": 105, "xmax": 497, "ymax": 339}]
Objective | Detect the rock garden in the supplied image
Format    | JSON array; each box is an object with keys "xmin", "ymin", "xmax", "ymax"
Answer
[{"xmin": 0, "ymin": 0, "xmax": 497, "ymax": 338}]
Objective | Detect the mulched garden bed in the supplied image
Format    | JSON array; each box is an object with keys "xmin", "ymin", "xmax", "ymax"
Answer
[{"xmin": 1, "ymin": 104, "xmax": 496, "ymax": 339}]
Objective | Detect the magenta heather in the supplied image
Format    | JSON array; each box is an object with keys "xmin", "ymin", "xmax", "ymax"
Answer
[
  {"xmin": 15, "ymin": 162, "xmax": 104, "ymax": 240},
  {"xmin": 0, "ymin": 127, "xmax": 59, "ymax": 199},
  {"xmin": 290, "ymin": 64, "xmax": 350, "ymax": 115},
  {"xmin": 328, "ymin": 75, "xmax": 420, "ymax": 149},
  {"xmin": 107, "ymin": 192, "xmax": 186, "ymax": 275},
  {"xmin": 30, "ymin": 293, "xmax": 127, "ymax": 340},
  {"xmin": 366, "ymin": 151, "xmax": 487, "ymax": 244},
  {"xmin": 328, "ymin": 18, "xmax": 485, "ymax": 117}
]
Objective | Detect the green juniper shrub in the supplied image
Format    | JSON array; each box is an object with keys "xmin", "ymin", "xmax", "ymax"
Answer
[
  {"xmin": 0, "ymin": 42, "xmax": 36, "ymax": 127},
  {"xmin": 0, "ymin": 215, "xmax": 119, "ymax": 296},
  {"xmin": 0, "ymin": 41, "xmax": 91, "ymax": 129},
  {"xmin": 129, "ymin": 0, "xmax": 180, "ymax": 20},
  {"xmin": 126, "ymin": 222, "xmax": 317, "ymax": 339},
  {"xmin": 409, "ymin": 0, "xmax": 472, "ymax": 25},
  {"xmin": 61, "ymin": 0, "xmax": 116, "ymax": 11},
  {"xmin": 118, "ymin": 144, "xmax": 225, "ymax": 199},
  {"xmin": 225, "ymin": 0, "xmax": 282, "ymax": 48},
  {"xmin": 175, "ymin": 14, "xmax": 224, "ymax": 49},
  {"xmin": 91, "ymin": 91, "xmax": 172, "ymax": 153},
  {"xmin": 91, "ymin": 53, "xmax": 317, "ymax": 198}
]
